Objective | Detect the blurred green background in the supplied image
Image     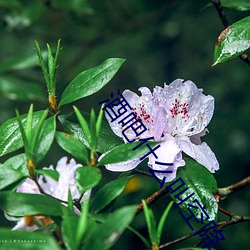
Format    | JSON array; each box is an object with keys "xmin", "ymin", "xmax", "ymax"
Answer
[{"xmin": 0, "ymin": 0, "xmax": 249, "ymax": 249}]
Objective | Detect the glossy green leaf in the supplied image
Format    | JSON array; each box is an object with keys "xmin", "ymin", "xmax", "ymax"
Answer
[
  {"xmin": 0, "ymin": 111, "xmax": 44, "ymax": 157},
  {"xmin": 62, "ymin": 215, "xmax": 80, "ymax": 250},
  {"xmin": 0, "ymin": 164, "xmax": 27, "ymax": 190},
  {"xmin": 0, "ymin": 192, "xmax": 65, "ymax": 216},
  {"xmin": 157, "ymin": 201, "xmax": 174, "ymax": 244},
  {"xmin": 91, "ymin": 176, "xmax": 132, "ymax": 213},
  {"xmin": 59, "ymin": 112, "xmax": 123, "ymax": 153},
  {"xmin": 0, "ymin": 76, "xmax": 46, "ymax": 102},
  {"xmin": 169, "ymin": 158, "xmax": 218, "ymax": 222},
  {"xmin": 90, "ymin": 109, "xmax": 97, "ymax": 150},
  {"xmin": 0, "ymin": 228, "xmax": 60, "ymax": 250},
  {"xmin": 59, "ymin": 58, "xmax": 125, "ymax": 106},
  {"xmin": 36, "ymin": 116, "xmax": 56, "ymax": 162},
  {"xmin": 56, "ymin": 131, "xmax": 89, "ymax": 165},
  {"xmin": 213, "ymin": 16, "xmax": 250, "ymax": 65},
  {"xmin": 96, "ymin": 104, "xmax": 104, "ymax": 140},
  {"xmin": 221, "ymin": 0, "xmax": 250, "ymax": 11},
  {"xmin": 83, "ymin": 205, "xmax": 137, "ymax": 250},
  {"xmin": 4, "ymin": 153, "xmax": 28, "ymax": 175},
  {"xmin": 142, "ymin": 200, "xmax": 157, "ymax": 245},
  {"xmin": 97, "ymin": 141, "xmax": 159, "ymax": 166},
  {"xmin": 75, "ymin": 167, "xmax": 102, "ymax": 194},
  {"xmin": 73, "ymin": 106, "xmax": 91, "ymax": 147},
  {"xmin": 36, "ymin": 169, "xmax": 59, "ymax": 181}
]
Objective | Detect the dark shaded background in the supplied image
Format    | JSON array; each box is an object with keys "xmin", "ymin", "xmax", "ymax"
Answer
[{"xmin": 0, "ymin": 0, "xmax": 249, "ymax": 249}]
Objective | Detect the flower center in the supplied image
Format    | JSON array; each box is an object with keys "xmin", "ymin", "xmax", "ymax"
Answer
[{"xmin": 132, "ymin": 102, "xmax": 153, "ymax": 124}]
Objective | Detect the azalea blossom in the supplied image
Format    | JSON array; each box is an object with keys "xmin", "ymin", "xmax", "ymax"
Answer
[
  {"xmin": 102, "ymin": 79, "xmax": 219, "ymax": 182},
  {"xmin": 11, "ymin": 157, "xmax": 90, "ymax": 231}
]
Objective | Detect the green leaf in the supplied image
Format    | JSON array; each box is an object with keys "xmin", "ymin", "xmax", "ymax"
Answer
[
  {"xmin": 90, "ymin": 109, "xmax": 97, "ymax": 150},
  {"xmin": 4, "ymin": 154, "xmax": 28, "ymax": 175},
  {"xmin": 0, "ymin": 228, "xmax": 60, "ymax": 250},
  {"xmin": 35, "ymin": 40, "xmax": 50, "ymax": 90},
  {"xmin": 91, "ymin": 176, "xmax": 132, "ymax": 213},
  {"xmin": 157, "ymin": 201, "xmax": 174, "ymax": 244},
  {"xmin": 62, "ymin": 215, "xmax": 80, "ymax": 250},
  {"xmin": 213, "ymin": 16, "xmax": 250, "ymax": 65},
  {"xmin": 0, "ymin": 76, "xmax": 46, "ymax": 102},
  {"xmin": 97, "ymin": 141, "xmax": 159, "ymax": 166},
  {"xmin": 127, "ymin": 226, "xmax": 151, "ymax": 248},
  {"xmin": 59, "ymin": 58, "xmax": 125, "ymax": 106},
  {"xmin": 36, "ymin": 116, "xmax": 56, "ymax": 162},
  {"xmin": 0, "ymin": 51, "xmax": 47, "ymax": 74},
  {"xmin": 0, "ymin": 164, "xmax": 27, "ymax": 190},
  {"xmin": 56, "ymin": 131, "xmax": 89, "ymax": 165},
  {"xmin": 221, "ymin": 0, "xmax": 250, "ymax": 11},
  {"xmin": 36, "ymin": 169, "xmax": 59, "ymax": 181},
  {"xmin": 59, "ymin": 112, "xmax": 123, "ymax": 153},
  {"xmin": 169, "ymin": 158, "xmax": 218, "ymax": 222},
  {"xmin": 96, "ymin": 104, "xmax": 104, "ymax": 140},
  {"xmin": 73, "ymin": 106, "xmax": 91, "ymax": 147},
  {"xmin": 76, "ymin": 200, "xmax": 89, "ymax": 248},
  {"xmin": 83, "ymin": 205, "xmax": 136, "ymax": 250},
  {"xmin": 75, "ymin": 167, "xmax": 102, "ymax": 194},
  {"xmin": 0, "ymin": 192, "xmax": 65, "ymax": 216},
  {"xmin": 142, "ymin": 200, "xmax": 157, "ymax": 245},
  {"xmin": 0, "ymin": 111, "xmax": 44, "ymax": 157}
]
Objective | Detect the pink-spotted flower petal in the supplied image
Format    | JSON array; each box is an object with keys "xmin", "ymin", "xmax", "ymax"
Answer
[{"xmin": 101, "ymin": 79, "xmax": 219, "ymax": 181}]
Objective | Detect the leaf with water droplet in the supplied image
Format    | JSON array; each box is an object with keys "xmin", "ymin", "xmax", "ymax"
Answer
[
  {"xmin": 168, "ymin": 158, "xmax": 218, "ymax": 222},
  {"xmin": 213, "ymin": 16, "xmax": 250, "ymax": 65}
]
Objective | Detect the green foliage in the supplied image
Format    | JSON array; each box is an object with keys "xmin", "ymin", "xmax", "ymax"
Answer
[
  {"xmin": 169, "ymin": 158, "xmax": 218, "ymax": 222},
  {"xmin": 91, "ymin": 176, "xmax": 132, "ymax": 213},
  {"xmin": 83, "ymin": 205, "xmax": 137, "ymax": 250},
  {"xmin": 0, "ymin": 228, "xmax": 60, "ymax": 250},
  {"xmin": 15, "ymin": 105, "xmax": 48, "ymax": 162},
  {"xmin": 213, "ymin": 16, "xmax": 250, "ymax": 65},
  {"xmin": 35, "ymin": 40, "xmax": 61, "ymax": 97},
  {"xmin": 0, "ymin": 76, "xmax": 45, "ymax": 102},
  {"xmin": 0, "ymin": 50, "xmax": 47, "ymax": 74},
  {"xmin": 59, "ymin": 58, "xmax": 125, "ymax": 107},
  {"xmin": 75, "ymin": 167, "xmax": 102, "ymax": 194},
  {"xmin": 0, "ymin": 192, "xmax": 66, "ymax": 216},
  {"xmin": 56, "ymin": 131, "xmax": 89, "ymax": 165},
  {"xmin": 0, "ymin": 110, "xmax": 44, "ymax": 157},
  {"xmin": 97, "ymin": 141, "xmax": 159, "ymax": 166},
  {"xmin": 0, "ymin": 164, "xmax": 27, "ymax": 190},
  {"xmin": 142, "ymin": 200, "xmax": 174, "ymax": 246},
  {"xmin": 59, "ymin": 112, "xmax": 123, "ymax": 153},
  {"xmin": 36, "ymin": 116, "xmax": 56, "ymax": 162},
  {"xmin": 0, "ymin": 2, "xmax": 249, "ymax": 248}
]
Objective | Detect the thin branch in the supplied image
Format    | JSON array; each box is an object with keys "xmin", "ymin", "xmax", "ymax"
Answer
[
  {"xmin": 134, "ymin": 169, "xmax": 153, "ymax": 177},
  {"xmin": 160, "ymin": 212, "xmax": 250, "ymax": 249},
  {"xmin": 193, "ymin": 214, "xmax": 250, "ymax": 247},
  {"xmin": 33, "ymin": 177, "xmax": 68, "ymax": 204},
  {"xmin": 218, "ymin": 176, "xmax": 250, "ymax": 199},
  {"xmin": 218, "ymin": 206, "xmax": 234, "ymax": 218},
  {"xmin": 136, "ymin": 188, "xmax": 169, "ymax": 215},
  {"xmin": 159, "ymin": 231, "xmax": 194, "ymax": 249},
  {"xmin": 211, "ymin": 0, "xmax": 250, "ymax": 66},
  {"xmin": 211, "ymin": 0, "xmax": 230, "ymax": 27}
]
